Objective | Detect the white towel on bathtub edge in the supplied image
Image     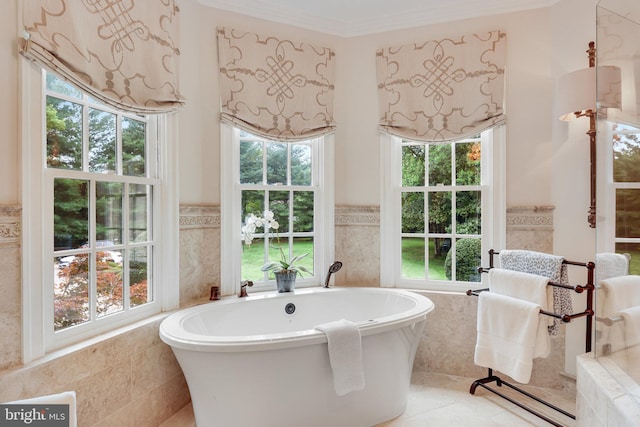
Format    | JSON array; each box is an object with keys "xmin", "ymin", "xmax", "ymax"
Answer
[
  {"xmin": 315, "ymin": 319, "xmax": 365, "ymax": 396},
  {"xmin": 475, "ymin": 292, "xmax": 541, "ymax": 384}
]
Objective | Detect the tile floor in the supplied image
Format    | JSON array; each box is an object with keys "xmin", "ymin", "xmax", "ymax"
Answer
[{"xmin": 160, "ymin": 372, "xmax": 576, "ymax": 427}]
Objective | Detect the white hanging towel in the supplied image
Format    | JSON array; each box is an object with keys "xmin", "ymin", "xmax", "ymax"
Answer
[
  {"xmin": 315, "ymin": 319, "xmax": 365, "ymax": 396},
  {"xmin": 599, "ymin": 275, "xmax": 640, "ymax": 318},
  {"xmin": 475, "ymin": 292, "xmax": 541, "ymax": 384},
  {"xmin": 499, "ymin": 249, "xmax": 571, "ymax": 335},
  {"xmin": 488, "ymin": 268, "xmax": 552, "ymax": 358}
]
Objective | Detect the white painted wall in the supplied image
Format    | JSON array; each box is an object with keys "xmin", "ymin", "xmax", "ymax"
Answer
[
  {"xmin": 176, "ymin": 0, "xmax": 597, "ymax": 241},
  {"xmin": 1, "ymin": 0, "xmax": 602, "ymax": 378}
]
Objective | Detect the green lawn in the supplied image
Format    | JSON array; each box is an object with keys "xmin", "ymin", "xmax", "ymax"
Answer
[
  {"xmin": 401, "ymin": 237, "xmax": 447, "ymax": 280},
  {"xmin": 242, "ymin": 238, "xmax": 314, "ymax": 281}
]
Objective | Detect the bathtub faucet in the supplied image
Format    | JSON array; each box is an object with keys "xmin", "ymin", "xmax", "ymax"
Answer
[
  {"xmin": 324, "ymin": 261, "xmax": 343, "ymax": 288},
  {"xmin": 239, "ymin": 280, "xmax": 253, "ymax": 297}
]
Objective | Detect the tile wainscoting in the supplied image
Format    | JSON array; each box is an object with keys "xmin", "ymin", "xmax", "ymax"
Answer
[
  {"xmin": 0, "ymin": 203, "xmax": 570, "ymax": 426},
  {"xmin": 179, "ymin": 205, "xmax": 220, "ymax": 304},
  {"xmin": 0, "ymin": 205, "xmax": 21, "ymax": 371}
]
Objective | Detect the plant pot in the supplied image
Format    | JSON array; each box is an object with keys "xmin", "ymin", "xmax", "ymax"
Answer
[{"xmin": 274, "ymin": 270, "xmax": 297, "ymax": 293}]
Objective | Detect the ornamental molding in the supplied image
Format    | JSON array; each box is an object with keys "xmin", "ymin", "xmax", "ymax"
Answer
[
  {"xmin": 0, "ymin": 205, "xmax": 21, "ymax": 248},
  {"xmin": 179, "ymin": 205, "xmax": 220, "ymax": 229},
  {"xmin": 506, "ymin": 205, "xmax": 554, "ymax": 229},
  {"xmin": 335, "ymin": 206, "xmax": 380, "ymax": 226}
]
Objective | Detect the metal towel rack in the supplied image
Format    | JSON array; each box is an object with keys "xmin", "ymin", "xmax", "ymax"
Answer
[{"xmin": 466, "ymin": 249, "xmax": 595, "ymax": 426}]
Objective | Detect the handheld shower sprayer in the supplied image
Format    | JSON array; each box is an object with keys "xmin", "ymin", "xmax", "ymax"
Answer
[{"xmin": 324, "ymin": 261, "xmax": 343, "ymax": 288}]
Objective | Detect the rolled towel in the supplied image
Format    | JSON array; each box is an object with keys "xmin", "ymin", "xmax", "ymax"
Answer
[
  {"xmin": 315, "ymin": 319, "xmax": 365, "ymax": 396},
  {"xmin": 488, "ymin": 268, "xmax": 551, "ymax": 358},
  {"xmin": 475, "ymin": 292, "xmax": 541, "ymax": 384},
  {"xmin": 596, "ymin": 252, "xmax": 629, "ymax": 283}
]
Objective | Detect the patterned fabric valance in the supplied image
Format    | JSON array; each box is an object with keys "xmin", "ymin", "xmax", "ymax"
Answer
[
  {"xmin": 217, "ymin": 27, "xmax": 336, "ymax": 142},
  {"xmin": 377, "ymin": 30, "xmax": 506, "ymax": 142},
  {"xmin": 20, "ymin": 0, "xmax": 185, "ymax": 114}
]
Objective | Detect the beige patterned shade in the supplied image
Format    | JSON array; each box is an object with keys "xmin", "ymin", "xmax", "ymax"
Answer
[
  {"xmin": 377, "ymin": 30, "xmax": 506, "ymax": 142},
  {"xmin": 217, "ymin": 27, "xmax": 336, "ymax": 142},
  {"xmin": 20, "ymin": 0, "xmax": 185, "ymax": 114}
]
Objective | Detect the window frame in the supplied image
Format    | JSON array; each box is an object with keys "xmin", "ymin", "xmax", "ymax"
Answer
[
  {"xmin": 20, "ymin": 61, "xmax": 179, "ymax": 362},
  {"xmin": 380, "ymin": 127, "xmax": 505, "ymax": 292},
  {"xmin": 220, "ymin": 124, "xmax": 335, "ymax": 295},
  {"xmin": 597, "ymin": 120, "xmax": 640, "ymax": 263}
]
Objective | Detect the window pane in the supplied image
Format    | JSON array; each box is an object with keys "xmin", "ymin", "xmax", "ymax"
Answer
[
  {"xmin": 294, "ymin": 237, "xmax": 314, "ymax": 276},
  {"xmin": 293, "ymin": 191, "xmax": 313, "ymax": 232},
  {"xmin": 47, "ymin": 96, "xmax": 83, "ymax": 170},
  {"xmin": 449, "ymin": 238, "xmax": 481, "ymax": 282},
  {"xmin": 402, "ymin": 192, "xmax": 424, "ymax": 233},
  {"xmin": 402, "ymin": 237, "xmax": 424, "ymax": 279},
  {"xmin": 46, "ymin": 73, "xmax": 82, "ymax": 99},
  {"xmin": 242, "ymin": 237, "xmax": 265, "ymax": 281},
  {"xmin": 269, "ymin": 191, "xmax": 290, "ymax": 233},
  {"xmin": 240, "ymin": 140, "xmax": 263, "ymax": 184},
  {"xmin": 96, "ymin": 182, "xmax": 123, "ymax": 244},
  {"xmin": 242, "ymin": 190, "xmax": 265, "ymax": 221},
  {"xmin": 402, "ymin": 145, "xmax": 425, "ymax": 186},
  {"xmin": 291, "ymin": 144, "xmax": 312, "ymax": 185},
  {"xmin": 129, "ymin": 184, "xmax": 149, "ymax": 243},
  {"xmin": 130, "ymin": 246, "xmax": 150, "ymax": 307},
  {"xmin": 428, "ymin": 191, "xmax": 451, "ymax": 233},
  {"xmin": 429, "ymin": 144, "xmax": 451, "ymax": 186},
  {"xmin": 613, "ymin": 125, "xmax": 640, "ymax": 182},
  {"xmin": 122, "ymin": 117, "xmax": 146, "ymax": 176},
  {"xmin": 54, "ymin": 178, "xmax": 89, "ymax": 250},
  {"xmin": 267, "ymin": 236, "xmax": 288, "ymax": 279},
  {"xmin": 96, "ymin": 250, "xmax": 123, "ymax": 318},
  {"xmin": 89, "ymin": 108, "xmax": 116, "ymax": 173},
  {"xmin": 616, "ymin": 189, "xmax": 640, "ymax": 238},
  {"xmin": 54, "ymin": 253, "xmax": 90, "ymax": 330},
  {"xmin": 457, "ymin": 191, "xmax": 481, "ymax": 235},
  {"xmin": 428, "ymin": 237, "xmax": 449, "ymax": 280},
  {"xmin": 456, "ymin": 141, "xmax": 481, "ymax": 185},
  {"xmin": 267, "ymin": 142, "xmax": 287, "ymax": 185}
]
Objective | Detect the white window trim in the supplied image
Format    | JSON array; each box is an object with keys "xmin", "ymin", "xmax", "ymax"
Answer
[
  {"xmin": 20, "ymin": 59, "xmax": 179, "ymax": 362},
  {"xmin": 220, "ymin": 124, "xmax": 335, "ymax": 295},
  {"xmin": 596, "ymin": 120, "xmax": 640, "ymax": 253},
  {"xmin": 380, "ymin": 127, "xmax": 505, "ymax": 291}
]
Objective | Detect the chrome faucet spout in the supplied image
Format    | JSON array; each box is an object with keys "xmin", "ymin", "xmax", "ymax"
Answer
[{"xmin": 324, "ymin": 261, "xmax": 343, "ymax": 288}]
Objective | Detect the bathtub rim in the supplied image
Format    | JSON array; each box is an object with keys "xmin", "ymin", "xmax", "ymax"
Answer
[{"xmin": 159, "ymin": 287, "xmax": 434, "ymax": 353}]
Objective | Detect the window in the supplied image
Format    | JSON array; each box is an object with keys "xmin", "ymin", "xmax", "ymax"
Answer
[
  {"xmin": 220, "ymin": 125, "xmax": 334, "ymax": 294},
  {"xmin": 22, "ymin": 65, "xmax": 179, "ymax": 359},
  {"xmin": 381, "ymin": 128, "xmax": 505, "ymax": 291},
  {"xmin": 600, "ymin": 122, "xmax": 640, "ymax": 274}
]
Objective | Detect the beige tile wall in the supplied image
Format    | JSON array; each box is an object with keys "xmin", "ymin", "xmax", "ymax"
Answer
[{"xmin": 0, "ymin": 203, "xmax": 565, "ymax": 425}]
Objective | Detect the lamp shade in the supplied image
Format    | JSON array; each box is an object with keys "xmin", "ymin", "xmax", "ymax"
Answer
[{"xmin": 558, "ymin": 65, "xmax": 621, "ymax": 121}]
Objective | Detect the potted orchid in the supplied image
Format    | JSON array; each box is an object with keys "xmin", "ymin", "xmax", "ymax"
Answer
[{"xmin": 242, "ymin": 210, "xmax": 311, "ymax": 292}]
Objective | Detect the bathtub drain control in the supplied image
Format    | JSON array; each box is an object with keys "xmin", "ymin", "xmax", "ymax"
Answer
[{"xmin": 284, "ymin": 303, "xmax": 296, "ymax": 315}]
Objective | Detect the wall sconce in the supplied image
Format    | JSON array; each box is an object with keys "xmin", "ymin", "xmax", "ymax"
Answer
[{"xmin": 558, "ymin": 41, "xmax": 621, "ymax": 228}]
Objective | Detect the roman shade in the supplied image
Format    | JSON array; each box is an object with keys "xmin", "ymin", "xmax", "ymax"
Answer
[
  {"xmin": 19, "ymin": 0, "xmax": 185, "ymax": 114},
  {"xmin": 217, "ymin": 27, "xmax": 336, "ymax": 142},
  {"xmin": 377, "ymin": 30, "xmax": 506, "ymax": 142}
]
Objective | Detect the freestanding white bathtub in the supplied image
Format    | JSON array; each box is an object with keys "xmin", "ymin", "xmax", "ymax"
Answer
[{"xmin": 160, "ymin": 287, "xmax": 434, "ymax": 427}]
